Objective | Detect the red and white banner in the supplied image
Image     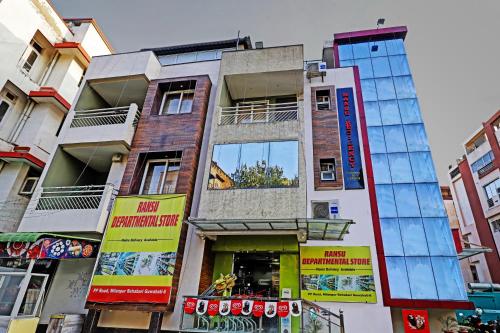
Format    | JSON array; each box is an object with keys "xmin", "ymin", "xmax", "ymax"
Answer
[
  {"xmin": 289, "ymin": 300, "xmax": 302, "ymax": 317},
  {"xmin": 265, "ymin": 302, "xmax": 277, "ymax": 318},
  {"xmin": 252, "ymin": 301, "xmax": 265, "ymax": 317},
  {"xmin": 207, "ymin": 300, "xmax": 220, "ymax": 316},
  {"xmin": 241, "ymin": 300, "xmax": 253, "ymax": 315},
  {"xmin": 231, "ymin": 299, "xmax": 243, "ymax": 315},
  {"xmin": 196, "ymin": 299, "xmax": 208, "ymax": 315},
  {"xmin": 219, "ymin": 300, "xmax": 231, "ymax": 316},
  {"xmin": 184, "ymin": 298, "xmax": 197, "ymax": 314},
  {"xmin": 277, "ymin": 301, "xmax": 290, "ymax": 318}
]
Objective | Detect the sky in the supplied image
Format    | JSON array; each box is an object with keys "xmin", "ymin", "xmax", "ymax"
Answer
[{"xmin": 52, "ymin": 0, "xmax": 500, "ymax": 184}]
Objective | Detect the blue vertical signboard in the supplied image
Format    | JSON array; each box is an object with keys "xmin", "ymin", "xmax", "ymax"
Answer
[{"xmin": 336, "ymin": 88, "xmax": 364, "ymax": 189}]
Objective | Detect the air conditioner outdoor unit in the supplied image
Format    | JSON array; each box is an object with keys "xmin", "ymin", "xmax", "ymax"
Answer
[
  {"xmin": 19, "ymin": 177, "xmax": 39, "ymax": 195},
  {"xmin": 493, "ymin": 195, "xmax": 500, "ymax": 205},
  {"xmin": 312, "ymin": 201, "xmax": 337, "ymax": 219},
  {"xmin": 305, "ymin": 61, "xmax": 327, "ymax": 73}
]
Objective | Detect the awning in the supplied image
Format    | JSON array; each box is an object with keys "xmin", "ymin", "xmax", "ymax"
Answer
[
  {"xmin": 187, "ymin": 218, "xmax": 354, "ymax": 242},
  {"xmin": 458, "ymin": 244, "xmax": 492, "ymax": 260},
  {"xmin": 0, "ymin": 232, "xmax": 100, "ymax": 259}
]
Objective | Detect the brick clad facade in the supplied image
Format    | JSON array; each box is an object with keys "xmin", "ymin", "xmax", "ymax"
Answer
[
  {"xmin": 310, "ymin": 85, "xmax": 343, "ymax": 190},
  {"xmin": 118, "ymin": 74, "xmax": 212, "ymax": 310}
]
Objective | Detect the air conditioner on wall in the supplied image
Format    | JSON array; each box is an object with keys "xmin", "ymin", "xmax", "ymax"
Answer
[
  {"xmin": 305, "ymin": 61, "xmax": 327, "ymax": 82},
  {"xmin": 312, "ymin": 201, "xmax": 338, "ymax": 219}
]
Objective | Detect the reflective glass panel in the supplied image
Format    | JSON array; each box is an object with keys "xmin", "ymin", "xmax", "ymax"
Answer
[
  {"xmin": 415, "ymin": 183, "xmax": 446, "ymax": 217},
  {"xmin": 361, "ymin": 79, "xmax": 377, "ymax": 102},
  {"xmin": 380, "ymin": 219, "xmax": 404, "ymax": 256},
  {"xmin": 338, "ymin": 44, "xmax": 353, "ymax": 60},
  {"xmin": 393, "ymin": 184, "xmax": 421, "ymax": 217},
  {"xmin": 369, "ymin": 41, "xmax": 387, "ymax": 57},
  {"xmin": 376, "ymin": 184, "xmax": 397, "ymax": 218},
  {"xmin": 379, "ymin": 100, "xmax": 401, "ymax": 125},
  {"xmin": 394, "ymin": 75, "xmax": 417, "ymax": 99},
  {"xmin": 385, "ymin": 39, "xmax": 406, "ymax": 55},
  {"xmin": 375, "ymin": 78, "xmax": 396, "ymax": 100},
  {"xmin": 176, "ymin": 52, "xmax": 196, "ymax": 63},
  {"xmin": 367, "ymin": 126, "xmax": 386, "ymax": 153},
  {"xmin": 383, "ymin": 125, "xmax": 407, "ymax": 153},
  {"xmin": 404, "ymin": 124, "xmax": 430, "ymax": 152},
  {"xmin": 268, "ymin": 141, "xmax": 299, "ymax": 187},
  {"xmin": 431, "ymin": 257, "xmax": 467, "ymax": 300},
  {"xmin": 389, "ymin": 55, "xmax": 411, "ymax": 76},
  {"xmin": 364, "ymin": 101, "xmax": 382, "ymax": 126},
  {"xmin": 372, "ymin": 57, "xmax": 392, "ymax": 78},
  {"xmin": 398, "ymin": 99, "xmax": 422, "ymax": 124},
  {"xmin": 405, "ymin": 257, "xmax": 438, "ymax": 299},
  {"xmin": 372, "ymin": 154, "xmax": 391, "ymax": 184},
  {"xmin": 386, "ymin": 257, "xmax": 411, "ymax": 299},
  {"xmin": 196, "ymin": 50, "xmax": 217, "ymax": 61},
  {"xmin": 355, "ymin": 58, "xmax": 374, "ymax": 79},
  {"xmin": 409, "ymin": 152, "xmax": 437, "ymax": 182},
  {"xmin": 423, "ymin": 218, "xmax": 456, "ymax": 256},
  {"xmin": 340, "ymin": 59, "xmax": 354, "ymax": 68},
  {"xmin": 399, "ymin": 218, "xmax": 429, "ymax": 256},
  {"xmin": 352, "ymin": 42, "xmax": 370, "ymax": 59},
  {"xmin": 387, "ymin": 153, "xmax": 413, "ymax": 183}
]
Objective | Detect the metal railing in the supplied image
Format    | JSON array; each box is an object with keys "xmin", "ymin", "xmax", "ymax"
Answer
[
  {"xmin": 35, "ymin": 185, "xmax": 108, "ymax": 210},
  {"xmin": 478, "ymin": 161, "xmax": 495, "ymax": 178},
  {"xmin": 219, "ymin": 102, "xmax": 298, "ymax": 125},
  {"xmin": 179, "ymin": 296, "xmax": 344, "ymax": 333},
  {"xmin": 70, "ymin": 105, "xmax": 141, "ymax": 128}
]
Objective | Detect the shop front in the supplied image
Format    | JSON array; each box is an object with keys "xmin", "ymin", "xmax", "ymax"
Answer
[{"xmin": 0, "ymin": 233, "xmax": 99, "ymax": 333}]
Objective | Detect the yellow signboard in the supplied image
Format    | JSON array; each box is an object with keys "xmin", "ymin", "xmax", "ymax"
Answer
[
  {"xmin": 88, "ymin": 194, "xmax": 186, "ymax": 304},
  {"xmin": 300, "ymin": 246, "xmax": 376, "ymax": 303}
]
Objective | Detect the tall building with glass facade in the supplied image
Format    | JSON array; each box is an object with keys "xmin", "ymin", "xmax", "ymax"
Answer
[{"xmin": 335, "ymin": 27, "xmax": 467, "ymax": 303}]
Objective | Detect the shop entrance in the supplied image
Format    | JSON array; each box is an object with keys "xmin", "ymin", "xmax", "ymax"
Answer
[{"xmin": 232, "ymin": 253, "xmax": 280, "ymax": 297}]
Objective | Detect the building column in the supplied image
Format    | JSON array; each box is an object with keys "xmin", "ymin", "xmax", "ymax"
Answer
[
  {"xmin": 148, "ymin": 312, "xmax": 164, "ymax": 333},
  {"xmin": 81, "ymin": 309, "xmax": 101, "ymax": 333},
  {"xmin": 483, "ymin": 110, "xmax": 500, "ymax": 169}
]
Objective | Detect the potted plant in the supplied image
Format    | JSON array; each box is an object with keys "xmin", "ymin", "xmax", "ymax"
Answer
[{"xmin": 440, "ymin": 316, "xmax": 459, "ymax": 333}]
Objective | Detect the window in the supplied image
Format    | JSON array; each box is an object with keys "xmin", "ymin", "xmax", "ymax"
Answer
[
  {"xmin": 491, "ymin": 220, "xmax": 500, "ymax": 233},
  {"xmin": 483, "ymin": 178, "xmax": 500, "ymax": 207},
  {"xmin": 319, "ymin": 158, "xmax": 336, "ymax": 181},
  {"xmin": 471, "ymin": 151, "xmax": 494, "ymax": 172},
  {"xmin": 0, "ymin": 100, "xmax": 11, "ymax": 124},
  {"xmin": 470, "ymin": 265, "xmax": 480, "ymax": 283},
  {"xmin": 160, "ymin": 91, "xmax": 194, "ymax": 114},
  {"xmin": 19, "ymin": 177, "xmax": 39, "ymax": 195},
  {"xmin": 209, "ymin": 141, "xmax": 299, "ymax": 190},
  {"xmin": 22, "ymin": 40, "xmax": 42, "ymax": 73},
  {"xmin": 315, "ymin": 90, "xmax": 331, "ymax": 110},
  {"xmin": 139, "ymin": 159, "xmax": 180, "ymax": 195}
]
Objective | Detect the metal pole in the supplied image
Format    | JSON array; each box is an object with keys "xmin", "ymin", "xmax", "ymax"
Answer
[{"xmin": 339, "ymin": 309, "xmax": 345, "ymax": 333}]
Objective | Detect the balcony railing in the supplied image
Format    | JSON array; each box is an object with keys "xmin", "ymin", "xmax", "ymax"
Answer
[
  {"xmin": 180, "ymin": 296, "xmax": 344, "ymax": 333},
  {"xmin": 35, "ymin": 185, "xmax": 111, "ymax": 210},
  {"xmin": 219, "ymin": 102, "xmax": 298, "ymax": 125},
  {"xmin": 478, "ymin": 161, "xmax": 496, "ymax": 178},
  {"xmin": 70, "ymin": 105, "xmax": 141, "ymax": 128}
]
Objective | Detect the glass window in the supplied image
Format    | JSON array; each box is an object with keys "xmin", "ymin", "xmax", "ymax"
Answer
[
  {"xmin": 405, "ymin": 257, "xmax": 438, "ymax": 299},
  {"xmin": 379, "ymin": 100, "xmax": 401, "ymax": 125},
  {"xmin": 161, "ymin": 90, "xmax": 195, "ymax": 114},
  {"xmin": 375, "ymin": 78, "xmax": 396, "ymax": 100},
  {"xmin": 163, "ymin": 161, "xmax": 180, "ymax": 193},
  {"xmin": 364, "ymin": 101, "xmax": 381, "ymax": 126},
  {"xmin": 431, "ymin": 257, "xmax": 467, "ymax": 300},
  {"xmin": 340, "ymin": 59, "xmax": 354, "ymax": 67},
  {"xmin": 393, "ymin": 184, "xmax": 421, "ymax": 217},
  {"xmin": 415, "ymin": 183, "xmax": 446, "ymax": 217},
  {"xmin": 471, "ymin": 151, "xmax": 494, "ymax": 172},
  {"xmin": 210, "ymin": 141, "xmax": 298, "ymax": 189},
  {"xmin": 352, "ymin": 42, "xmax": 370, "ymax": 59},
  {"xmin": 398, "ymin": 99, "xmax": 422, "ymax": 124},
  {"xmin": 0, "ymin": 274, "xmax": 24, "ymax": 315},
  {"xmin": 385, "ymin": 39, "xmax": 406, "ymax": 55},
  {"xmin": 409, "ymin": 152, "xmax": 437, "ymax": 182},
  {"xmin": 367, "ymin": 126, "xmax": 386, "ymax": 153},
  {"xmin": 387, "ymin": 153, "xmax": 413, "ymax": 183},
  {"xmin": 315, "ymin": 90, "xmax": 331, "ymax": 110},
  {"xmin": 140, "ymin": 159, "xmax": 180, "ymax": 195},
  {"xmin": 372, "ymin": 154, "xmax": 391, "ymax": 184},
  {"xmin": 176, "ymin": 52, "xmax": 197, "ymax": 63},
  {"xmin": 484, "ymin": 179, "xmax": 500, "ymax": 199},
  {"xmin": 196, "ymin": 50, "xmax": 217, "ymax": 61},
  {"xmin": 375, "ymin": 184, "xmax": 397, "ymax": 218},
  {"xmin": 404, "ymin": 124, "xmax": 430, "ymax": 151},
  {"xmin": 369, "ymin": 41, "xmax": 387, "ymax": 57},
  {"xmin": 338, "ymin": 44, "xmax": 353, "ymax": 60},
  {"xmin": 158, "ymin": 54, "xmax": 177, "ymax": 66},
  {"xmin": 393, "ymin": 76, "xmax": 417, "ymax": 99},
  {"xmin": 372, "ymin": 57, "xmax": 392, "ymax": 78},
  {"xmin": 355, "ymin": 58, "xmax": 374, "ymax": 79},
  {"xmin": 383, "ymin": 125, "xmax": 407, "ymax": 153},
  {"xmin": 361, "ymin": 79, "xmax": 377, "ymax": 102},
  {"xmin": 389, "ymin": 55, "xmax": 411, "ymax": 76},
  {"xmin": 386, "ymin": 257, "xmax": 411, "ymax": 299},
  {"xmin": 423, "ymin": 218, "xmax": 456, "ymax": 256},
  {"xmin": 0, "ymin": 101, "xmax": 10, "ymax": 123},
  {"xmin": 399, "ymin": 218, "xmax": 429, "ymax": 255},
  {"xmin": 381, "ymin": 219, "xmax": 404, "ymax": 256}
]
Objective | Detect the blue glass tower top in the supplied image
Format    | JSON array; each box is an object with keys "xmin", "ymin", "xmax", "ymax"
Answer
[{"xmin": 336, "ymin": 30, "xmax": 467, "ymax": 302}]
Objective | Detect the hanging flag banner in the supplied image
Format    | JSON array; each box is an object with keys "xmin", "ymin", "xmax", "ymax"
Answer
[
  {"xmin": 87, "ymin": 195, "xmax": 186, "ymax": 304},
  {"xmin": 241, "ymin": 300, "xmax": 253, "ymax": 316},
  {"xmin": 402, "ymin": 309, "xmax": 430, "ymax": 333},
  {"xmin": 265, "ymin": 302, "xmax": 277, "ymax": 318},
  {"xmin": 231, "ymin": 299, "xmax": 243, "ymax": 315},
  {"xmin": 300, "ymin": 246, "xmax": 376, "ymax": 303},
  {"xmin": 277, "ymin": 301, "xmax": 290, "ymax": 318},
  {"xmin": 336, "ymin": 87, "xmax": 364, "ymax": 189},
  {"xmin": 289, "ymin": 300, "xmax": 302, "ymax": 317},
  {"xmin": 252, "ymin": 301, "xmax": 265, "ymax": 317},
  {"xmin": 207, "ymin": 300, "xmax": 220, "ymax": 316},
  {"xmin": 184, "ymin": 298, "xmax": 197, "ymax": 314},
  {"xmin": 196, "ymin": 299, "xmax": 208, "ymax": 315},
  {"xmin": 219, "ymin": 300, "xmax": 231, "ymax": 316}
]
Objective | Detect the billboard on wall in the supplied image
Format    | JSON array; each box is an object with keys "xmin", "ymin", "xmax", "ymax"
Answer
[
  {"xmin": 336, "ymin": 87, "xmax": 365, "ymax": 189},
  {"xmin": 87, "ymin": 194, "xmax": 186, "ymax": 304},
  {"xmin": 300, "ymin": 246, "xmax": 376, "ymax": 303}
]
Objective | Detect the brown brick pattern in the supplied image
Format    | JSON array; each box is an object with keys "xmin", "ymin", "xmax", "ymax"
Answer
[
  {"xmin": 119, "ymin": 75, "xmax": 212, "ymax": 311},
  {"xmin": 197, "ymin": 239, "xmax": 214, "ymax": 294},
  {"xmin": 311, "ymin": 85, "xmax": 343, "ymax": 190}
]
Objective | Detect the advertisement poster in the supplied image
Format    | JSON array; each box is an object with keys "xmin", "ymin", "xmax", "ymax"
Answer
[
  {"xmin": 300, "ymin": 246, "xmax": 376, "ymax": 303},
  {"xmin": 402, "ymin": 309, "xmax": 430, "ymax": 333},
  {"xmin": 336, "ymin": 87, "xmax": 364, "ymax": 189},
  {"xmin": 87, "ymin": 194, "xmax": 186, "ymax": 304}
]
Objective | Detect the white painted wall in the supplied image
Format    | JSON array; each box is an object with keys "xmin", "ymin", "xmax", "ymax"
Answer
[
  {"xmin": 303, "ymin": 67, "xmax": 393, "ymax": 332},
  {"xmin": 0, "ymin": 162, "xmax": 30, "ymax": 232}
]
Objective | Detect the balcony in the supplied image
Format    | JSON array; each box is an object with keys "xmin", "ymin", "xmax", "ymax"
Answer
[
  {"xmin": 60, "ymin": 103, "xmax": 141, "ymax": 150},
  {"xmin": 478, "ymin": 161, "xmax": 496, "ymax": 178},
  {"xmin": 219, "ymin": 102, "xmax": 298, "ymax": 125},
  {"xmin": 19, "ymin": 184, "xmax": 116, "ymax": 233},
  {"xmin": 180, "ymin": 296, "xmax": 344, "ymax": 333}
]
